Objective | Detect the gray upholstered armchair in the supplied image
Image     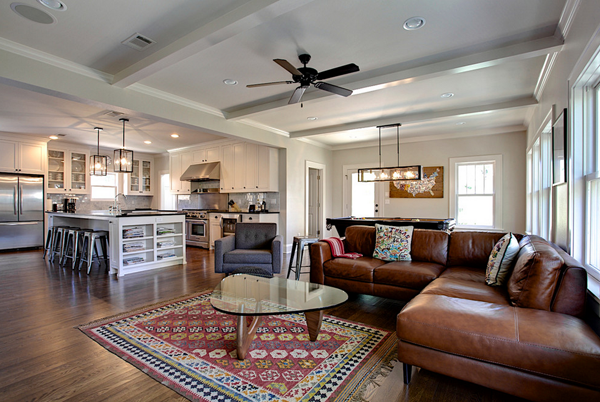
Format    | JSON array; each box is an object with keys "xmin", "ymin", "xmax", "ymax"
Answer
[{"xmin": 214, "ymin": 223, "xmax": 283, "ymax": 275}]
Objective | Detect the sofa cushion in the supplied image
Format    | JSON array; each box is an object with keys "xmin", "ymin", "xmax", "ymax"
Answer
[
  {"xmin": 223, "ymin": 249, "xmax": 273, "ymax": 264},
  {"xmin": 397, "ymin": 294, "xmax": 600, "ymax": 389},
  {"xmin": 372, "ymin": 224, "xmax": 413, "ymax": 261},
  {"xmin": 508, "ymin": 236, "xmax": 564, "ymax": 310},
  {"xmin": 323, "ymin": 257, "xmax": 385, "ymax": 283},
  {"xmin": 447, "ymin": 231, "xmax": 506, "ymax": 267},
  {"xmin": 411, "ymin": 229, "xmax": 449, "ymax": 265},
  {"xmin": 485, "ymin": 232, "xmax": 520, "ymax": 286},
  {"xmin": 420, "ymin": 277, "xmax": 510, "ymax": 305},
  {"xmin": 373, "ymin": 261, "xmax": 445, "ymax": 289},
  {"xmin": 344, "ymin": 225, "xmax": 377, "ymax": 255},
  {"xmin": 439, "ymin": 266, "xmax": 486, "ymax": 283}
]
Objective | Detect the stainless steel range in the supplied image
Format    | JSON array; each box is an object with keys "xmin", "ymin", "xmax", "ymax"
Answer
[{"xmin": 184, "ymin": 210, "xmax": 225, "ymax": 249}]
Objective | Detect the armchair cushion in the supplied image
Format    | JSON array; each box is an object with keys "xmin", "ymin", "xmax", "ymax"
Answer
[
  {"xmin": 223, "ymin": 249, "xmax": 273, "ymax": 264},
  {"xmin": 235, "ymin": 223, "xmax": 277, "ymax": 249}
]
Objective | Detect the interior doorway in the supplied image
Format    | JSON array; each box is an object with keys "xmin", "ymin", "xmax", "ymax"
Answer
[
  {"xmin": 306, "ymin": 161, "xmax": 326, "ymax": 238},
  {"xmin": 343, "ymin": 165, "xmax": 383, "ymax": 218},
  {"xmin": 160, "ymin": 171, "xmax": 177, "ymax": 210}
]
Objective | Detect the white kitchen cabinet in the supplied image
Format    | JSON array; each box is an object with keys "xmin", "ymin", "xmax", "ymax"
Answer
[
  {"xmin": 192, "ymin": 146, "xmax": 219, "ymax": 163},
  {"xmin": 170, "ymin": 153, "xmax": 191, "ymax": 194},
  {"xmin": 220, "ymin": 143, "xmax": 279, "ymax": 193},
  {"xmin": 0, "ymin": 139, "xmax": 46, "ymax": 174},
  {"xmin": 47, "ymin": 148, "xmax": 90, "ymax": 194},
  {"xmin": 125, "ymin": 155, "xmax": 154, "ymax": 195},
  {"xmin": 240, "ymin": 213, "xmax": 279, "ymax": 233}
]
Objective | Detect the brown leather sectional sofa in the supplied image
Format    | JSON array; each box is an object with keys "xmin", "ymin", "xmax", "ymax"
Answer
[{"xmin": 310, "ymin": 226, "xmax": 600, "ymax": 401}]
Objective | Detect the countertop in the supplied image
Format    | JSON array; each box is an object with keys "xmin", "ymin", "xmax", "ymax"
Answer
[
  {"xmin": 46, "ymin": 210, "xmax": 186, "ymax": 218},
  {"xmin": 224, "ymin": 211, "xmax": 280, "ymax": 214}
]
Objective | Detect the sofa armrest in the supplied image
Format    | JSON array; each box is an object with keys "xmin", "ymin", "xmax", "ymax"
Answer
[
  {"xmin": 310, "ymin": 241, "xmax": 333, "ymax": 284},
  {"xmin": 271, "ymin": 235, "xmax": 283, "ymax": 274},
  {"xmin": 214, "ymin": 235, "xmax": 235, "ymax": 273}
]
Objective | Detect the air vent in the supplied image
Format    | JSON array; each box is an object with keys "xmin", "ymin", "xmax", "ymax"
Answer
[
  {"xmin": 121, "ymin": 33, "xmax": 156, "ymax": 51},
  {"xmin": 103, "ymin": 110, "xmax": 125, "ymax": 118}
]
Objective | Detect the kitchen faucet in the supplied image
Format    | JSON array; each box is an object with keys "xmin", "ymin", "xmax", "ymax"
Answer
[{"xmin": 112, "ymin": 193, "xmax": 127, "ymax": 214}]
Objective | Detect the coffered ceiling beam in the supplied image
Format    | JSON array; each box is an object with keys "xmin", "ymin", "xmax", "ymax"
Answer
[
  {"xmin": 224, "ymin": 36, "xmax": 562, "ymax": 120},
  {"xmin": 112, "ymin": 0, "xmax": 317, "ymax": 88},
  {"xmin": 289, "ymin": 96, "xmax": 538, "ymax": 138}
]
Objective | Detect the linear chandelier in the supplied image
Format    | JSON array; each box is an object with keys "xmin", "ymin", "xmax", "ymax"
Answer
[
  {"xmin": 114, "ymin": 118, "xmax": 134, "ymax": 173},
  {"xmin": 358, "ymin": 123, "xmax": 422, "ymax": 182},
  {"xmin": 90, "ymin": 127, "xmax": 107, "ymax": 176}
]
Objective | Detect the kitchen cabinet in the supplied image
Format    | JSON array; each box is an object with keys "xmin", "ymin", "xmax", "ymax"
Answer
[
  {"xmin": 220, "ymin": 143, "xmax": 279, "ymax": 193},
  {"xmin": 0, "ymin": 139, "xmax": 46, "ymax": 174},
  {"xmin": 209, "ymin": 213, "xmax": 223, "ymax": 249},
  {"xmin": 125, "ymin": 155, "xmax": 154, "ymax": 195},
  {"xmin": 170, "ymin": 153, "xmax": 191, "ymax": 194},
  {"xmin": 240, "ymin": 213, "xmax": 279, "ymax": 233},
  {"xmin": 192, "ymin": 146, "xmax": 219, "ymax": 163},
  {"xmin": 47, "ymin": 148, "xmax": 90, "ymax": 194}
]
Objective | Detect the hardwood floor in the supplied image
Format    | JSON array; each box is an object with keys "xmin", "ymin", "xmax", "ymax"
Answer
[{"xmin": 0, "ymin": 248, "xmax": 524, "ymax": 402}]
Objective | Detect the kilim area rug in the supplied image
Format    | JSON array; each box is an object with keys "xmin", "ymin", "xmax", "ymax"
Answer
[{"xmin": 78, "ymin": 290, "xmax": 397, "ymax": 402}]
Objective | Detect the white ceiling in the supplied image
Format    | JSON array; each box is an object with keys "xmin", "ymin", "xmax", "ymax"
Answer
[{"xmin": 0, "ymin": 0, "xmax": 568, "ymax": 152}]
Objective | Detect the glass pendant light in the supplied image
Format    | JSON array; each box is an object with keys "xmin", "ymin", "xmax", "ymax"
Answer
[
  {"xmin": 90, "ymin": 127, "xmax": 107, "ymax": 176},
  {"xmin": 113, "ymin": 118, "xmax": 134, "ymax": 173},
  {"xmin": 358, "ymin": 123, "xmax": 422, "ymax": 182}
]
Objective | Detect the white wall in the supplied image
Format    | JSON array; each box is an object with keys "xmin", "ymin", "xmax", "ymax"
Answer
[{"xmin": 332, "ymin": 131, "xmax": 527, "ymax": 233}]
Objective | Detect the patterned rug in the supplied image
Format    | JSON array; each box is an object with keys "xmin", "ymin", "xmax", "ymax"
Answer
[{"xmin": 78, "ymin": 291, "xmax": 397, "ymax": 402}]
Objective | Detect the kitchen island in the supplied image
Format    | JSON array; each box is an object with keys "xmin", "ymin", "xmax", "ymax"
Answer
[{"xmin": 47, "ymin": 211, "xmax": 186, "ymax": 277}]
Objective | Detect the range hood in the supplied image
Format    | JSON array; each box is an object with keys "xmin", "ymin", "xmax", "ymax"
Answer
[{"xmin": 180, "ymin": 162, "xmax": 220, "ymax": 181}]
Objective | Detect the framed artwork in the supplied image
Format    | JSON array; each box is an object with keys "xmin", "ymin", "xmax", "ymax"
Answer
[
  {"xmin": 552, "ymin": 108, "xmax": 567, "ymax": 185},
  {"xmin": 389, "ymin": 166, "xmax": 443, "ymax": 198}
]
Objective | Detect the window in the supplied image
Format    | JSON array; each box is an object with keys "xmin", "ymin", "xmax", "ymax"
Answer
[
  {"xmin": 526, "ymin": 113, "xmax": 552, "ymax": 239},
  {"xmin": 91, "ymin": 173, "xmax": 117, "ymax": 201},
  {"xmin": 585, "ymin": 83, "xmax": 600, "ymax": 273},
  {"xmin": 449, "ymin": 155, "xmax": 502, "ymax": 229}
]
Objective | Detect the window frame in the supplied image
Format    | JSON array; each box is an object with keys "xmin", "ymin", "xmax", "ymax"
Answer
[
  {"xmin": 90, "ymin": 172, "xmax": 118, "ymax": 201},
  {"xmin": 449, "ymin": 155, "xmax": 503, "ymax": 230}
]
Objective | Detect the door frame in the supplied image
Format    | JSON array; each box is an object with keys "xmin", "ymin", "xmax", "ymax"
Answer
[
  {"xmin": 305, "ymin": 161, "xmax": 326, "ymax": 237},
  {"xmin": 343, "ymin": 164, "xmax": 385, "ymax": 217}
]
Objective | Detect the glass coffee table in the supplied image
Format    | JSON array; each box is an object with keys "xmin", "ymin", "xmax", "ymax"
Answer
[{"xmin": 210, "ymin": 273, "xmax": 348, "ymax": 360}]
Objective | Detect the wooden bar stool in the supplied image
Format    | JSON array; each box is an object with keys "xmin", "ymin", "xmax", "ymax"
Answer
[
  {"xmin": 78, "ymin": 230, "xmax": 110, "ymax": 274},
  {"xmin": 287, "ymin": 236, "xmax": 319, "ymax": 280}
]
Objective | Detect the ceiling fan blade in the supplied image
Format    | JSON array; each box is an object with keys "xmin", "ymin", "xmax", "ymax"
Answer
[
  {"xmin": 288, "ymin": 85, "xmax": 308, "ymax": 104},
  {"xmin": 316, "ymin": 63, "xmax": 359, "ymax": 80},
  {"xmin": 314, "ymin": 82, "xmax": 353, "ymax": 97},
  {"xmin": 246, "ymin": 81, "xmax": 294, "ymax": 88},
  {"xmin": 274, "ymin": 59, "xmax": 303, "ymax": 76}
]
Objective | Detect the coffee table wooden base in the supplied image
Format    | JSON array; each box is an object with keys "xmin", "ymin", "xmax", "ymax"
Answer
[{"xmin": 235, "ymin": 310, "xmax": 324, "ymax": 360}]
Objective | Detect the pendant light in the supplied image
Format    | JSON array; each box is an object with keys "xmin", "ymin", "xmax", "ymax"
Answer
[
  {"xmin": 358, "ymin": 123, "xmax": 422, "ymax": 182},
  {"xmin": 90, "ymin": 127, "xmax": 107, "ymax": 176},
  {"xmin": 114, "ymin": 118, "xmax": 134, "ymax": 173}
]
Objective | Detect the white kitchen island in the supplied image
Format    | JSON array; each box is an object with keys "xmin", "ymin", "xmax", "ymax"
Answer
[{"xmin": 47, "ymin": 211, "xmax": 186, "ymax": 277}]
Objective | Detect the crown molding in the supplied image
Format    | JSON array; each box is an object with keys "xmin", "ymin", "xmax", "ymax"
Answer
[
  {"xmin": 295, "ymin": 137, "xmax": 332, "ymax": 150},
  {"xmin": 557, "ymin": 0, "xmax": 581, "ymax": 40},
  {"xmin": 236, "ymin": 119, "xmax": 289, "ymax": 138}
]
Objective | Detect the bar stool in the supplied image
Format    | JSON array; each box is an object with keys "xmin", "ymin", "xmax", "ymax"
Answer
[
  {"xmin": 61, "ymin": 228, "xmax": 91, "ymax": 269},
  {"xmin": 78, "ymin": 230, "xmax": 109, "ymax": 274},
  {"xmin": 43, "ymin": 226, "xmax": 59, "ymax": 259},
  {"xmin": 287, "ymin": 236, "xmax": 319, "ymax": 280},
  {"xmin": 49, "ymin": 226, "xmax": 77, "ymax": 263}
]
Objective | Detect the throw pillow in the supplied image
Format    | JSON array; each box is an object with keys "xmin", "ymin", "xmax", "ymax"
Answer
[
  {"xmin": 485, "ymin": 232, "xmax": 520, "ymax": 286},
  {"xmin": 372, "ymin": 224, "xmax": 413, "ymax": 261}
]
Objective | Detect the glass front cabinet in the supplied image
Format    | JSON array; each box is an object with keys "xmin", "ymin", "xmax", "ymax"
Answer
[
  {"xmin": 47, "ymin": 148, "xmax": 90, "ymax": 194},
  {"xmin": 125, "ymin": 156, "xmax": 154, "ymax": 195}
]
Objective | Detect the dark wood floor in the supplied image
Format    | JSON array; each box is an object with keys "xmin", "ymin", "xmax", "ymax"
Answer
[{"xmin": 0, "ymin": 248, "xmax": 524, "ymax": 401}]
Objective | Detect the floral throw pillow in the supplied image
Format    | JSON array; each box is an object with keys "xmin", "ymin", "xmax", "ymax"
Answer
[
  {"xmin": 485, "ymin": 232, "xmax": 520, "ymax": 286},
  {"xmin": 372, "ymin": 224, "xmax": 413, "ymax": 261}
]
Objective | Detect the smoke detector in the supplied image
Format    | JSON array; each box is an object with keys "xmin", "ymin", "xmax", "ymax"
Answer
[{"xmin": 121, "ymin": 33, "xmax": 156, "ymax": 51}]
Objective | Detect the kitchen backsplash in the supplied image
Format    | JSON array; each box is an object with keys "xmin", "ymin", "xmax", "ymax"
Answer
[
  {"xmin": 177, "ymin": 192, "xmax": 280, "ymax": 212},
  {"xmin": 47, "ymin": 194, "xmax": 153, "ymax": 213}
]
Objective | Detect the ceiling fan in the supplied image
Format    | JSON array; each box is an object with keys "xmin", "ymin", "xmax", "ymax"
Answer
[{"xmin": 247, "ymin": 54, "xmax": 359, "ymax": 104}]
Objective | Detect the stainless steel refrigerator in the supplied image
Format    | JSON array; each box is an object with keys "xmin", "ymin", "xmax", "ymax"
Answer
[{"xmin": 0, "ymin": 174, "xmax": 44, "ymax": 250}]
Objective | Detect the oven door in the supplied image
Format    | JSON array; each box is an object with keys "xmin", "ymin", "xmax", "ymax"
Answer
[{"xmin": 186, "ymin": 219, "xmax": 208, "ymax": 246}]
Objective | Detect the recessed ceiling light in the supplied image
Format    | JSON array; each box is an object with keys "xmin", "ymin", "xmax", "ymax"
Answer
[
  {"xmin": 307, "ymin": 117, "xmax": 318, "ymax": 121},
  {"xmin": 144, "ymin": 140, "xmax": 152, "ymax": 144},
  {"xmin": 171, "ymin": 134, "xmax": 179, "ymax": 138},
  {"xmin": 37, "ymin": 0, "xmax": 67, "ymax": 11},
  {"xmin": 49, "ymin": 135, "xmax": 59, "ymax": 140},
  {"xmin": 223, "ymin": 79, "xmax": 238, "ymax": 85},
  {"xmin": 403, "ymin": 17, "xmax": 426, "ymax": 31},
  {"xmin": 440, "ymin": 92, "xmax": 454, "ymax": 98},
  {"xmin": 11, "ymin": 3, "xmax": 56, "ymax": 24}
]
